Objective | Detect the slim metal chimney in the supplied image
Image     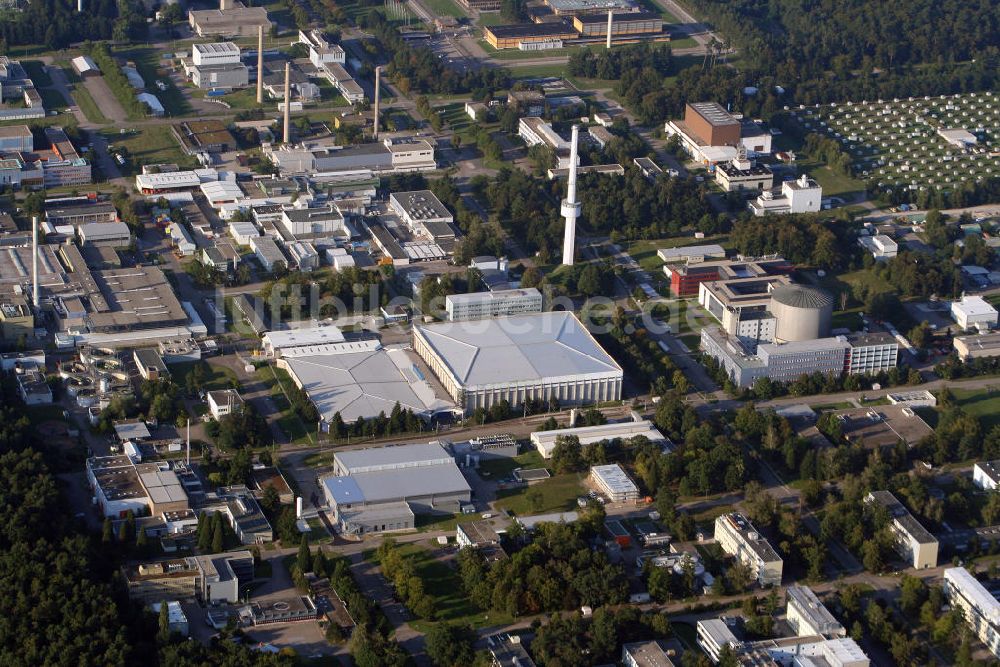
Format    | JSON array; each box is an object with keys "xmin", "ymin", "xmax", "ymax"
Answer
[
  {"xmin": 606, "ymin": 10, "xmax": 613, "ymax": 49},
  {"xmin": 77, "ymin": 0, "xmax": 83, "ymax": 12},
  {"xmin": 282, "ymin": 62, "xmax": 291, "ymax": 143},
  {"xmin": 373, "ymin": 65, "xmax": 381, "ymax": 140},
  {"xmin": 31, "ymin": 216, "xmax": 39, "ymax": 306},
  {"xmin": 256, "ymin": 26, "xmax": 264, "ymax": 105},
  {"xmin": 186, "ymin": 419, "xmax": 190, "ymax": 465},
  {"xmin": 561, "ymin": 125, "xmax": 581, "ymax": 266}
]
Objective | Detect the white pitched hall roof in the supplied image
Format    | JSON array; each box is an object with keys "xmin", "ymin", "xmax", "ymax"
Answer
[
  {"xmin": 282, "ymin": 345, "xmax": 455, "ymax": 423},
  {"xmin": 414, "ymin": 311, "xmax": 621, "ymax": 389}
]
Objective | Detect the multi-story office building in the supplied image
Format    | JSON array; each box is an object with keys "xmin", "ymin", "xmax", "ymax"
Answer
[
  {"xmin": 444, "ymin": 288, "xmax": 543, "ymax": 321},
  {"xmin": 123, "ymin": 551, "xmax": 254, "ymax": 604},
  {"xmin": 714, "ymin": 512, "xmax": 783, "ymax": 586},
  {"xmin": 589, "ymin": 464, "xmax": 640, "ymax": 503},
  {"xmin": 696, "ymin": 618, "xmax": 740, "ymax": 663},
  {"xmin": 865, "ymin": 490, "xmax": 938, "ymax": 569},
  {"xmin": 943, "ymin": 567, "xmax": 1000, "ymax": 659}
]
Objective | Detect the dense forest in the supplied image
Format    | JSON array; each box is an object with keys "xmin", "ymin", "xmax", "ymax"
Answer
[{"xmin": 1, "ymin": 0, "xmax": 146, "ymax": 49}]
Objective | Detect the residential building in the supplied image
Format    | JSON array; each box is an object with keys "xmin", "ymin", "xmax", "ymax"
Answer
[
  {"xmin": 590, "ymin": 463, "xmax": 640, "ymax": 503},
  {"xmin": 865, "ymin": 490, "xmax": 938, "ymax": 569},
  {"xmin": 943, "ymin": 567, "xmax": 1000, "ymax": 659},
  {"xmin": 621, "ymin": 640, "xmax": 677, "ymax": 667},
  {"xmin": 207, "ymin": 389, "xmax": 244, "ymax": 419},
  {"xmin": 786, "ymin": 585, "xmax": 845, "ymax": 638},
  {"xmin": 445, "ymin": 288, "xmax": 543, "ymax": 321},
  {"xmin": 749, "ymin": 175, "xmax": 823, "ymax": 216},
  {"xmin": 951, "ymin": 295, "xmax": 998, "ymax": 331},
  {"xmin": 714, "ymin": 512, "xmax": 783, "ymax": 586},
  {"xmin": 974, "ymin": 461, "xmax": 1000, "ymax": 491},
  {"xmin": 413, "ymin": 311, "xmax": 623, "ymax": 413},
  {"xmin": 696, "ymin": 618, "xmax": 740, "ymax": 663}
]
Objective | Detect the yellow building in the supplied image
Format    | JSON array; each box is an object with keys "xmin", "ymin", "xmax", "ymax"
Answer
[{"xmin": 484, "ymin": 23, "xmax": 578, "ymax": 49}]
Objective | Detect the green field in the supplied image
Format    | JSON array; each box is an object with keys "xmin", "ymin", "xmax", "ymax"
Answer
[
  {"xmin": 477, "ymin": 449, "xmax": 545, "ymax": 479},
  {"xmin": 71, "ymin": 84, "xmax": 110, "ymax": 124},
  {"xmin": 99, "ymin": 125, "xmax": 197, "ymax": 176},
  {"xmin": 505, "ymin": 63, "xmax": 573, "ymax": 80},
  {"xmin": 495, "ymin": 472, "xmax": 584, "ymax": 515},
  {"xmin": 173, "ymin": 360, "xmax": 240, "ymax": 392},
  {"xmin": 423, "ymin": 0, "xmax": 466, "ymax": 17},
  {"xmin": 952, "ymin": 388, "xmax": 1000, "ymax": 432}
]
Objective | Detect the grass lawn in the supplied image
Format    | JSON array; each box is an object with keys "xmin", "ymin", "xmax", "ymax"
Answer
[
  {"xmin": 831, "ymin": 308, "xmax": 863, "ymax": 331},
  {"xmin": 796, "ymin": 156, "xmax": 866, "ymax": 198},
  {"xmin": 254, "ymin": 366, "xmax": 312, "ymax": 444},
  {"xmin": 477, "ymin": 449, "xmax": 544, "ymax": 479},
  {"xmin": 72, "ymin": 84, "xmax": 110, "ymax": 124},
  {"xmin": 495, "ymin": 472, "xmax": 584, "ymax": 515},
  {"xmin": 475, "ymin": 12, "xmax": 505, "ymax": 26},
  {"xmin": 818, "ymin": 267, "xmax": 894, "ymax": 303},
  {"xmin": 415, "ymin": 511, "xmax": 484, "ymax": 533},
  {"xmin": 505, "ymin": 63, "xmax": 573, "ymax": 80},
  {"xmin": 952, "ymin": 388, "xmax": 1000, "ymax": 432},
  {"xmin": 100, "ymin": 125, "xmax": 198, "ymax": 176},
  {"xmin": 173, "ymin": 360, "xmax": 240, "ymax": 392},
  {"xmin": 388, "ymin": 542, "xmax": 511, "ymax": 630},
  {"xmin": 668, "ymin": 36, "xmax": 697, "ymax": 50},
  {"xmin": 423, "ymin": 0, "xmax": 465, "ymax": 17}
]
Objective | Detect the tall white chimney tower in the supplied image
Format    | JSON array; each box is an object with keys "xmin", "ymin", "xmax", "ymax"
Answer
[
  {"xmin": 31, "ymin": 216, "xmax": 39, "ymax": 306},
  {"xmin": 373, "ymin": 66, "xmax": 381, "ymax": 139},
  {"xmin": 606, "ymin": 10, "xmax": 613, "ymax": 49},
  {"xmin": 561, "ymin": 125, "xmax": 581, "ymax": 266},
  {"xmin": 256, "ymin": 26, "xmax": 264, "ymax": 105},
  {"xmin": 186, "ymin": 419, "xmax": 191, "ymax": 465},
  {"xmin": 282, "ymin": 62, "xmax": 291, "ymax": 143},
  {"xmin": 77, "ymin": 0, "xmax": 83, "ymax": 12}
]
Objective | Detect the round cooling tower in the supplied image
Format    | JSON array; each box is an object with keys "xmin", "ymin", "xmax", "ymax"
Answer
[{"xmin": 769, "ymin": 284, "xmax": 833, "ymax": 342}]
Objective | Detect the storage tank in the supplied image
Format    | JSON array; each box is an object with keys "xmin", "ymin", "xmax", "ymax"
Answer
[{"xmin": 769, "ymin": 284, "xmax": 833, "ymax": 342}]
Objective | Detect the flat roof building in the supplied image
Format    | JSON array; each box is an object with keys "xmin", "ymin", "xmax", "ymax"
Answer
[
  {"xmin": 45, "ymin": 199, "xmax": 117, "ymax": 226},
  {"xmin": 530, "ymin": 419, "xmax": 668, "ymax": 458},
  {"xmin": 483, "ymin": 22, "xmax": 578, "ymax": 50},
  {"xmin": 943, "ymin": 567, "xmax": 1000, "ymax": 660},
  {"xmin": 621, "ymin": 640, "xmax": 677, "ymax": 667},
  {"xmin": 865, "ymin": 490, "xmax": 938, "ymax": 569},
  {"xmin": 954, "ymin": 332, "xmax": 1000, "ymax": 360},
  {"xmin": 590, "ymin": 463, "xmax": 640, "ymax": 503},
  {"xmin": 657, "ymin": 244, "xmax": 726, "ymax": 264},
  {"xmin": 413, "ymin": 311, "xmax": 623, "ymax": 413},
  {"xmin": 786, "ymin": 585, "xmax": 845, "ymax": 638},
  {"xmin": 714, "ymin": 512, "xmax": 783, "ymax": 586},
  {"xmin": 321, "ymin": 442, "xmax": 470, "ymax": 535},
  {"xmin": 188, "ymin": 3, "xmax": 272, "ymax": 37},
  {"xmin": 78, "ymin": 221, "xmax": 131, "ymax": 248},
  {"xmin": 123, "ymin": 551, "xmax": 253, "ymax": 604},
  {"xmin": 951, "ymin": 295, "xmax": 998, "ymax": 332},
  {"xmin": 456, "ymin": 520, "xmax": 502, "ymax": 549},
  {"xmin": 134, "ymin": 347, "xmax": 169, "ymax": 381},
  {"xmin": 696, "ymin": 618, "xmax": 740, "ymax": 664},
  {"xmin": 445, "ymin": 288, "xmax": 543, "ymax": 322}
]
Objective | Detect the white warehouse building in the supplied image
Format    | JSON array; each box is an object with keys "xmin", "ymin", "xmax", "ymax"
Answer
[
  {"xmin": 413, "ymin": 311, "xmax": 623, "ymax": 413},
  {"xmin": 445, "ymin": 288, "xmax": 543, "ymax": 322},
  {"xmin": 951, "ymin": 295, "xmax": 999, "ymax": 332}
]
